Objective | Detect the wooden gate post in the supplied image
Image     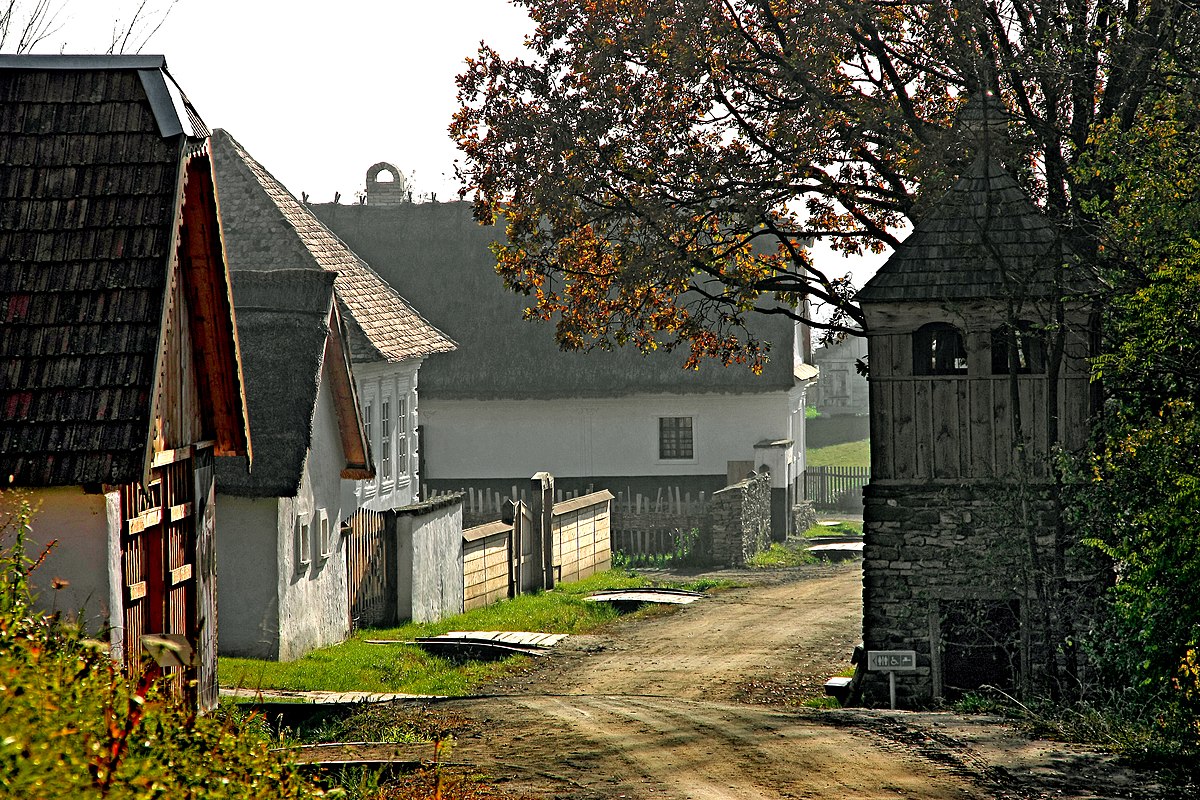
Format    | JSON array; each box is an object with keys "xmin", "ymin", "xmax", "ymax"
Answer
[{"xmin": 531, "ymin": 472, "xmax": 555, "ymax": 590}]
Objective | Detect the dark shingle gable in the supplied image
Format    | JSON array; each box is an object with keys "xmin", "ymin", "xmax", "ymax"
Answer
[
  {"xmin": 209, "ymin": 129, "xmax": 455, "ymax": 365},
  {"xmin": 857, "ymin": 157, "xmax": 1093, "ymax": 304},
  {"xmin": 0, "ymin": 62, "xmax": 183, "ymax": 485}
]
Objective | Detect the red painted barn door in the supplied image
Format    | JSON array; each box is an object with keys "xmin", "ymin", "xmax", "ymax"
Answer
[{"xmin": 120, "ymin": 449, "xmax": 201, "ymax": 703}]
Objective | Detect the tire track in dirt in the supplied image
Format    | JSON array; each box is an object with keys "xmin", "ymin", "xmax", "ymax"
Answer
[{"xmin": 440, "ymin": 565, "xmax": 991, "ymax": 799}]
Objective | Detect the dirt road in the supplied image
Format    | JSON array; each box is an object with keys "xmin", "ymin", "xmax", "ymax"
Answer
[{"xmin": 342, "ymin": 564, "xmax": 1172, "ymax": 798}]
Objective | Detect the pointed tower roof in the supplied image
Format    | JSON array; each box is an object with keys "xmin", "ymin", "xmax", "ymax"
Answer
[
  {"xmin": 209, "ymin": 129, "xmax": 455, "ymax": 363},
  {"xmin": 857, "ymin": 157, "xmax": 1093, "ymax": 304}
]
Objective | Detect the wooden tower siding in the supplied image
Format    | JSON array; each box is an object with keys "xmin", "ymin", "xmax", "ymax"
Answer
[
  {"xmin": 866, "ymin": 320, "xmax": 1093, "ymax": 483},
  {"xmin": 856, "ymin": 155, "xmax": 1102, "ymax": 708}
]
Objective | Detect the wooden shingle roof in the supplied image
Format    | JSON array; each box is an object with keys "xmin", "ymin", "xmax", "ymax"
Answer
[
  {"xmin": 857, "ymin": 157, "xmax": 1093, "ymax": 304},
  {"xmin": 0, "ymin": 55, "xmax": 237, "ymax": 486},
  {"xmin": 209, "ymin": 130, "xmax": 455, "ymax": 364}
]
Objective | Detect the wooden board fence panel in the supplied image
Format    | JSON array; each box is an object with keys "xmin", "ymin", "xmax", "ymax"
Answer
[
  {"xmin": 802, "ymin": 466, "xmax": 870, "ymax": 509},
  {"xmin": 345, "ymin": 508, "xmax": 396, "ymax": 630}
]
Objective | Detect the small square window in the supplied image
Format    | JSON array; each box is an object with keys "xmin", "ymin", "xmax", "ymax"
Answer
[
  {"xmin": 318, "ymin": 509, "xmax": 332, "ymax": 559},
  {"xmin": 659, "ymin": 416, "xmax": 694, "ymax": 460},
  {"xmin": 295, "ymin": 515, "xmax": 311, "ymax": 570}
]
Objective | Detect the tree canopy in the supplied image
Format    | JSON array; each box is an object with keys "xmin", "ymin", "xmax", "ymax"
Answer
[{"xmin": 454, "ymin": 0, "xmax": 1198, "ymax": 368}]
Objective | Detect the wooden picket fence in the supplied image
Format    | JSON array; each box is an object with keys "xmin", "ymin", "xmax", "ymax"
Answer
[
  {"xmin": 802, "ymin": 466, "xmax": 870, "ymax": 509},
  {"xmin": 610, "ymin": 486, "xmax": 708, "ymax": 567}
]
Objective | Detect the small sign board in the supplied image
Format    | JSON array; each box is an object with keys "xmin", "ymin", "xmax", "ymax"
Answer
[{"xmin": 867, "ymin": 650, "xmax": 917, "ymax": 672}]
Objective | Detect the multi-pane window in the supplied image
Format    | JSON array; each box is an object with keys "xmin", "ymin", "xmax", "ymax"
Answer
[
  {"xmin": 380, "ymin": 399, "xmax": 392, "ymax": 481},
  {"xmin": 363, "ymin": 401, "xmax": 373, "ymax": 455},
  {"xmin": 659, "ymin": 416, "xmax": 694, "ymax": 460},
  {"xmin": 397, "ymin": 396, "xmax": 408, "ymax": 477}
]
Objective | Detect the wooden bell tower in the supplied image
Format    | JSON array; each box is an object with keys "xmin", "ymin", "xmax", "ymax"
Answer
[{"xmin": 855, "ymin": 155, "xmax": 1102, "ymax": 706}]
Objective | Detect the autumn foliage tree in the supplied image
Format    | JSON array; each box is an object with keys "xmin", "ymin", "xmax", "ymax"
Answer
[{"xmin": 454, "ymin": 0, "xmax": 1198, "ymax": 369}]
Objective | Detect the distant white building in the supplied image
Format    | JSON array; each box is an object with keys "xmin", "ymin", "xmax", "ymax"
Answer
[
  {"xmin": 811, "ymin": 333, "xmax": 869, "ymax": 416},
  {"xmin": 312, "ymin": 199, "xmax": 818, "ymax": 537}
]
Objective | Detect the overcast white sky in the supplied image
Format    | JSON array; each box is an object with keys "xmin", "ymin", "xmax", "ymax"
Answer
[
  {"xmin": 33, "ymin": 0, "xmax": 533, "ymax": 203},
  {"xmin": 27, "ymin": 0, "xmax": 885, "ymax": 291}
]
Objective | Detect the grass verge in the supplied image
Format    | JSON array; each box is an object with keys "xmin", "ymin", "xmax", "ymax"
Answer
[
  {"xmin": 746, "ymin": 542, "xmax": 817, "ymax": 568},
  {"xmin": 806, "ymin": 439, "xmax": 870, "ymax": 467},
  {"xmin": 803, "ymin": 520, "xmax": 863, "ymax": 537},
  {"xmin": 220, "ymin": 570, "xmax": 723, "ymax": 696}
]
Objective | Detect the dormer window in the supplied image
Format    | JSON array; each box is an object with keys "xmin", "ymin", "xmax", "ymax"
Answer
[
  {"xmin": 913, "ymin": 323, "xmax": 968, "ymax": 375},
  {"xmin": 991, "ymin": 321, "xmax": 1046, "ymax": 374}
]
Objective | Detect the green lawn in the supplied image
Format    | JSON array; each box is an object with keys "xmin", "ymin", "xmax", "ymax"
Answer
[
  {"xmin": 806, "ymin": 438, "xmax": 870, "ymax": 467},
  {"xmin": 219, "ymin": 570, "xmax": 726, "ymax": 695}
]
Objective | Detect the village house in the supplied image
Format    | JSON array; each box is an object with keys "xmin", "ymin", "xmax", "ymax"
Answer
[
  {"xmin": 857, "ymin": 152, "xmax": 1104, "ymax": 706},
  {"xmin": 208, "ymin": 269, "xmax": 371, "ymax": 660},
  {"xmin": 207, "ymin": 133, "xmax": 455, "ymax": 656},
  {"xmin": 811, "ymin": 332, "xmax": 869, "ymax": 417},
  {"xmin": 312, "ymin": 184, "xmax": 818, "ymax": 538},
  {"xmin": 0, "ymin": 55, "xmax": 250, "ymax": 708}
]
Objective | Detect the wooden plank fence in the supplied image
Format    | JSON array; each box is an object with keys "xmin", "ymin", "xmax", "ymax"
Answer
[
  {"xmin": 344, "ymin": 507, "xmax": 396, "ymax": 630},
  {"xmin": 801, "ymin": 466, "xmax": 870, "ymax": 509},
  {"xmin": 425, "ymin": 483, "xmax": 594, "ymax": 528}
]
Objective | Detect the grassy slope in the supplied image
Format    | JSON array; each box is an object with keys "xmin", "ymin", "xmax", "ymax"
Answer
[{"xmin": 805, "ymin": 439, "xmax": 870, "ymax": 467}]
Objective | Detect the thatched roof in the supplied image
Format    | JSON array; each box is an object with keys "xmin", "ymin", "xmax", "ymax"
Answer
[
  {"xmin": 0, "ymin": 55, "xmax": 241, "ymax": 486},
  {"xmin": 310, "ymin": 201, "xmax": 796, "ymax": 400},
  {"xmin": 209, "ymin": 130, "xmax": 455, "ymax": 364},
  {"xmin": 857, "ymin": 157, "xmax": 1093, "ymax": 304},
  {"xmin": 216, "ymin": 270, "xmax": 358, "ymax": 497}
]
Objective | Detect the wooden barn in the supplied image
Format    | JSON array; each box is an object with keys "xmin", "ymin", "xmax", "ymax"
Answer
[
  {"xmin": 857, "ymin": 153, "xmax": 1104, "ymax": 706},
  {"xmin": 0, "ymin": 55, "xmax": 250, "ymax": 709}
]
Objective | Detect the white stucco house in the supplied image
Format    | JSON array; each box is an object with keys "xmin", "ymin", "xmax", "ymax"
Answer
[
  {"xmin": 210, "ymin": 132, "xmax": 455, "ymax": 659},
  {"xmin": 312, "ymin": 197, "xmax": 818, "ymax": 537},
  {"xmin": 212, "ymin": 269, "xmax": 372, "ymax": 660}
]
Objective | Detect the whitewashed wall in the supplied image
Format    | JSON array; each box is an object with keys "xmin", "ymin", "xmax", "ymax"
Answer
[
  {"xmin": 275, "ymin": 375, "xmax": 352, "ymax": 661},
  {"xmin": 421, "ymin": 391, "xmax": 792, "ymax": 480},
  {"xmin": 23, "ymin": 487, "xmax": 112, "ymax": 631},
  {"xmin": 353, "ymin": 360, "xmax": 422, "ymax": 511},
  {"xmin": 214, "ymin": 496, "xmax": 279, "ymax": 658},
  {"xmin": 216, "ymin": 369, "xmax": 354, "ymax": 661}
]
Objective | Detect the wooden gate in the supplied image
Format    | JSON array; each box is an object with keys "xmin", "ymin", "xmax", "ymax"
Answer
[
  {"xmin": 345, "ymin": 508, "xmax": 396, "ymax": 630},
  {"xmin": 120, "ymin": 448, "xmax": 202, "ymax": 702}
]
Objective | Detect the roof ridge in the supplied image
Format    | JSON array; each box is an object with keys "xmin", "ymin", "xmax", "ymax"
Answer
[{"xmin": 210, "ymin": 130, "xmax": 456, "ymax": 363}]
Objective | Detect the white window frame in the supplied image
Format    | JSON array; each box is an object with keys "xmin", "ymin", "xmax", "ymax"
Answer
[
  {"xmin": 396, "ymin": 395, "xmax": 409, "ymax": 484},
  {"xmin": 380, "ymin": 395, "xmax": 392, "ymax": 485},
  {"xmin": 361, "ymin": 387, "xmax": 378, "ymax": 498},
  {"xmin": 657, "ymin": 415, "xmax": 696, "ymax": 463},
  {"xmin": 295, "ymin": 513, "xmax": 311, "ymax": 570},
  {"xmin": 318, "ymin": 509, "xmax": 332, "ymax": 559}
]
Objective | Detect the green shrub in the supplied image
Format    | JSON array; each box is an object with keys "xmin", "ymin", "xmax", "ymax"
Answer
[{"xmin": 0, "ymin": 498, "xmax": 318, "ymax": 799}]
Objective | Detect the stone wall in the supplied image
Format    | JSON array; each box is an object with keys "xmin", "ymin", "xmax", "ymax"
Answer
[
  {"xmin": 791, "ymin": 500, "xmax": 818, "ymax": 535},
  {"xmin": 707, "ymin": 469, "xmax": 772, "ymax": 566},
  {"xmin": 861, "ymin": 482, "xmax": 1108, "ymax": 707}
]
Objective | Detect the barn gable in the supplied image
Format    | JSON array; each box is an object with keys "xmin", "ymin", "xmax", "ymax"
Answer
[{"xmin": 0, "ymin": 55, "xmax": 248, "ymax": 486}]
